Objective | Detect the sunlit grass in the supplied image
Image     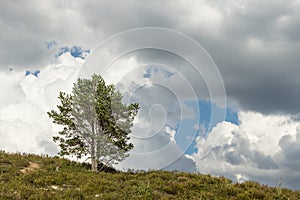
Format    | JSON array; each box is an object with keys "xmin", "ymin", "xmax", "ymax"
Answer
[{"xmin": 1, "ymin": 151, "xmax": 299, "ymax": 199}]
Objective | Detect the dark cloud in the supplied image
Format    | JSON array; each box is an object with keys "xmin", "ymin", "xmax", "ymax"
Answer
[
  {"xmin": 0, "ymin": 1, "xmax": 97, "ymax": 70},
  {"xmin": 79, "ymin": 0, "xmax": 180, "ymax": 32},
  {"xmin": 186, "ymin": 1, "xmax": 300, "ymax": 115},
  {"xmin": 1, "ymin": 0, "xmax": 300, "ymax": 115}
]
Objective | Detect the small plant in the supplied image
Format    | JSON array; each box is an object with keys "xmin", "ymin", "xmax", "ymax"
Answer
[{"xmin": 277, "ymin": 178, "xmax": 283, "ymax": 196}]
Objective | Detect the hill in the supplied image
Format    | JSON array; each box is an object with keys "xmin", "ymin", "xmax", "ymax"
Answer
[{"xmin": 0, "ymin": 151, "xmax": 299, "ymax": 199}]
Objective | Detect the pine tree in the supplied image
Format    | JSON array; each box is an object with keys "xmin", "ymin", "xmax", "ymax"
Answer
[{"xmin": 48, "ymin": 74, "xmax": 139, "ymax": 171}]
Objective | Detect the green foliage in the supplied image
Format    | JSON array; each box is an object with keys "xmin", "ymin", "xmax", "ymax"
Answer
[
  {"xmin": 48, "ymin": 74, "xmax": 139, "ymax": 170},
  {"xmin": 1, "ymin": 151, "xmax": 300, "ymax": 199}
]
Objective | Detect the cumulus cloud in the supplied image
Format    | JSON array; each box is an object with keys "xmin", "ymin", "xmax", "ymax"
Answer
[
  {"xmin": 0, "ymin": 71, "xmax": 26, "ymax": 110},
  {"xmin": 0, "ymin": 54, "xmax": 81, "ymax": 155},
  {"xmin": 193, "ymin": 111, "xmax": 300, "ymax": 189}
]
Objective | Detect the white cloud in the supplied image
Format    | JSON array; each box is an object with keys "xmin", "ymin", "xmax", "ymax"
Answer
[
  {"xmin": 235, "ymin": 173, "xmax": 248, "ymax": 183},
  {"xmin": 179, "ymin": 0, "xmax": 223, "ymax": 36},
  {"xmin": 165, "ymin": 125, "xmax": 176, "ymax": 143},
  {"xmin": 0, "ymin": 71, "xmax": 26, "ymax": 110},
  {"xmin": 0, "ymin": 54, "xmax": 81, "ymax": 155},
  {"xmin": 193, "ymin": 111, "xmax": 300, "ymax": 189}
]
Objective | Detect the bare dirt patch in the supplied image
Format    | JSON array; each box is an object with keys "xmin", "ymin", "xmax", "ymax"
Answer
[{"xmin": 20, "ymin": 161, "xmax": 40, "ymax": 173}]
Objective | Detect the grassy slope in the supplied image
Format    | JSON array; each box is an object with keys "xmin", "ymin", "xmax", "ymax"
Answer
[{"xmin": 0, "ymin": 151, "xmax": 299, "ymax": 200}]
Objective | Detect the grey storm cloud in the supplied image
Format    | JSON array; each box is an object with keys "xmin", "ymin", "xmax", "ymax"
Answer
[
  {"xmin": 193, "ymin": 1, "xmax": 300, "ymax": 115},
  {"xmin": 1, "ymin": 0, "xmax": 300, "ymax": 114}
]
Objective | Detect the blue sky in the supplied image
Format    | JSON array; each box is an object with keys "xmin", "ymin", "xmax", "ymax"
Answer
[
  {"xmin": 55, "ymin": 45, "xmax": 90, "ymax": 59},
  {"xmin": 176, "ymin": 101, "xmax": 239, "ymax": 155},
  {"xmin": 140, "ymin": 65, "xmax": 238, "ymax": 155}
]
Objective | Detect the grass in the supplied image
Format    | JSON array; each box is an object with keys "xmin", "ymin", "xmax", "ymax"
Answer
[{"xmin": 1, "ymin": 150, "xmax": 299, "ymax": 199}]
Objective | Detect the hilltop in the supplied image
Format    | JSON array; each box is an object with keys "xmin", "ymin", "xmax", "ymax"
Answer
[{"xmin": 0, "ymin": 151, "xmax": 299, "ymax": 199}]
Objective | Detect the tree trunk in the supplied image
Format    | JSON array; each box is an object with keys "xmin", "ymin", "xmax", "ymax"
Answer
[
  {"xmin": 91, "ymin": 139, "xmax": 98, "ymax": 172},
  {"xmin": 91, "ymin": 157, "xmax": 98, "ymax": 172}
]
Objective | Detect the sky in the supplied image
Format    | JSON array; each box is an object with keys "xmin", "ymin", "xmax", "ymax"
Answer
[{"xmin": 0, "ymin": 0, "xmax": 300, "ymax": 190}]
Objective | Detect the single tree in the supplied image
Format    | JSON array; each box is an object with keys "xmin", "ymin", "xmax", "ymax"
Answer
[{"xmin": 48, "ymin": 74, "xmax": 139, "ymax": 171}]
